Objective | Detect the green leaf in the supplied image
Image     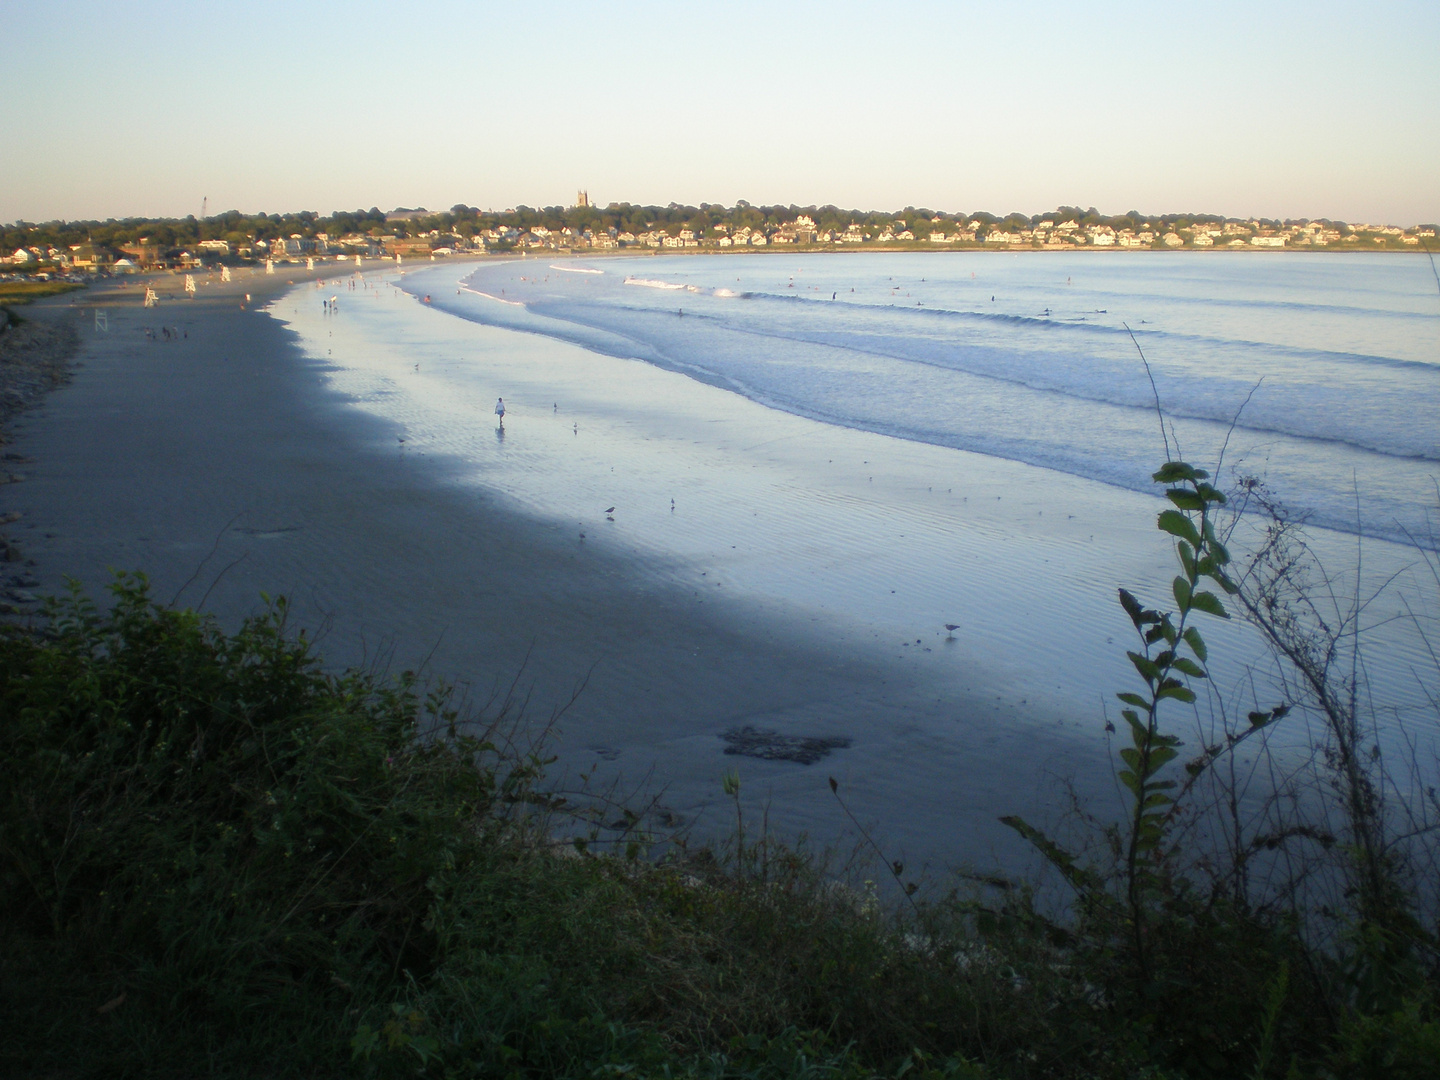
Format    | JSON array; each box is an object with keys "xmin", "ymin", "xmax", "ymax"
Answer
[
  {"xmin": 1128, "ymin": 651, "xmax": 1160, "ymax": 683},
  {"xmin": 1118, "ymin": 588, "xmax": 1144, "ymax": 628},
  {"xmin": 1148, "ymin": 746, "xmax": 1179, "ymax": 770},
  {"xmin": 1196, "ymin": 482, "xmax": 1226, "ymax": 505},
  {"xmin": 1125, "ymin": 712, "xmax": 1148, "ymax": 744},
  {"xmin": 1117, "ymin": 692, "xmax": 1149, "ymax": 708},
  {"xmin": 1178, "ymin": 542, "xmax": 1197, "ymax": 580},
  {"xmin": 1159, "ymin": 614, "xmax": 1178, "ymax": 645},
  {"xmin": 1157, "ymin": 685, "xmax": 1197, "ymax": 703},
  {"xmin": 1166, "ymin": 488, "xmax": 1206, "ymax": 511},
  {"xmin": 1182, "ymin": 626, "xmax": 1207, "ymax": 662},
  {"xmin": 1173, "ymin": 657, "xmax": 1207, "ymax": 678},
  {"xmin": 1157, "ymin": 509, "xmax": 1201, "ymax": 546},
  {"xmin": 1152, "ymin": 461, "xmax": 1199, "ymax": 483},
  {"xmin": 1189, "ymin": 591, "xmax": 1231, "ymax": 619},
  {"xmin": 1172, "ymin": 576, "xmax": 1192, "ymax": 610}
]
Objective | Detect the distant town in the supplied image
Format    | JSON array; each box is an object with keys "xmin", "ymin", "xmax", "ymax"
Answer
[{"xmin": 3, "ymin": 194, "xmax": 1436, "ymax": 275}]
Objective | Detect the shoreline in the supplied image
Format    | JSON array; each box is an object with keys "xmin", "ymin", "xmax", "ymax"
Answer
[
  {"xmin": 1, "ymin": 262, "xmax": 1106, "ymax": 879},
  {"xmin": 7, "ymin": 253, "xmax": 1434, "ymax": 880}
]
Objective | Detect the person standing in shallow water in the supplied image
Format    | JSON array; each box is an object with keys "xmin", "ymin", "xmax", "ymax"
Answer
[{"xmin": 494, "ymin": 398, "xmax": 505, "ymax": 427}]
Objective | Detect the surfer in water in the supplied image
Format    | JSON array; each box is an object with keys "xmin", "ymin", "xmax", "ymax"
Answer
[{"xmin": 494, "ymin": 397, "xmax": 506, "ymax": 427}]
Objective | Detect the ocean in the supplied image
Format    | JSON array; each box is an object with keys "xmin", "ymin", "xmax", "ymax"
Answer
[{"xmin": 449, "ymin": 251, "xmax": 1440, "ymax": 549}]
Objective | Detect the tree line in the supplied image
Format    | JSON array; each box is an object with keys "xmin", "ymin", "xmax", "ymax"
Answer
[{"xmin": 5, "ymin": 201, "xmax": 1356, "ymax": 254}]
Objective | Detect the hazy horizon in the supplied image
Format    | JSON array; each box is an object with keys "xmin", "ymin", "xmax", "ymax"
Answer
[{"xmin": 7, "ymin": 0, "xmax": 1437, "ymax": 227}]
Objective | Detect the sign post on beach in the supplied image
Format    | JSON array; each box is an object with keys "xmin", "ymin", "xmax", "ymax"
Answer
[
  {"xmin": 266, "ymin": 259, "xmax": 274, "ymax": 275},
  {"xmin": 184, "ymin": 274, "xmax": 196, "ymax": 297},
  {"xmin": 221, "ymin": 265, "xmax": 231, "ymax": 282}
]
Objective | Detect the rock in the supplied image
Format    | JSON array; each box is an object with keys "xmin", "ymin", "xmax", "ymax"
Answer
[{"xmin": 720, "ymin": 725, "xmax": 852, "ymax": 765}]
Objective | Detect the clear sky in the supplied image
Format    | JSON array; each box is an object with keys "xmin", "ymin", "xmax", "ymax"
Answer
[{"xmin": 6, "ymin": 0, "xmax": 1438, "ymax": 225}]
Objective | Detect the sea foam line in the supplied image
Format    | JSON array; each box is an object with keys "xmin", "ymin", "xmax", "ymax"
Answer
[
  {"xmin": 550, "ymin": 264, "xmax": 604, "ymax": 274},
  {"xmin": 624, "ymin": 277, "xmax": 686, "ymax": 290},
  {"xmin": 460, "ymin": 285, "xmax": 525, "ymax": 307}
]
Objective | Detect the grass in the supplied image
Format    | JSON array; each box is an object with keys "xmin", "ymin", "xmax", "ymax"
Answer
[
  {"xmin": 2, "ymin": 571, "xmax": 1436, "ymax": 1079},
  {"xmin": 0, "ymin": 279, "xmax": 86, "ymax": 305}
]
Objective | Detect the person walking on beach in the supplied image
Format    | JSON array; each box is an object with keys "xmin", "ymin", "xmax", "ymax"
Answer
[{"xmin": 494, "ymin": 397, "xmax": 506, "ymax": 427}]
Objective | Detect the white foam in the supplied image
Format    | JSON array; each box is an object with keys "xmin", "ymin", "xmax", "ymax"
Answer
[
  {"xmin": 459, "ymin": 285, "xmax": 524, "ymax": 307},
  {"xmin": 624, "ymin": 276, "xmax": 686, "ymax": 290}
]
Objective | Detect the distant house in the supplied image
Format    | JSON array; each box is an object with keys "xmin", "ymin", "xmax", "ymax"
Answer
[
  {"xmin": 9, "ymin": 247, "xmax": 35, "ymax": 264},
  {"xmin": 119, "ymin": 241, "xmax": 164, "ymax": 267},
  {"xmin": 1249, "ymin": 236, "xmax": 1285, "ymax": 248}
]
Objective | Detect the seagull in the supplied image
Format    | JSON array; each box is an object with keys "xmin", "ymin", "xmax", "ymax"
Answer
[
  {"xmin": 605, "ymin": 507, "xmax": 615, "ymax": 514},
  {"xmin": 944, "ymin": 624, "xmax": 959, "ymax": 639}
]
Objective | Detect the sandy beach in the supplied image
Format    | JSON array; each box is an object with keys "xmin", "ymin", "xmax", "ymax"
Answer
[
  {"xmin": 0, "ymin": 262, "xmax": 1118, "ymax": 880},
  {"xmin": 16, "ymin": 256, "xmax": 1431, "ymax": 887}
]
